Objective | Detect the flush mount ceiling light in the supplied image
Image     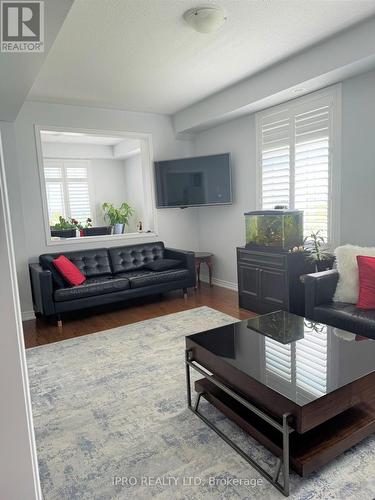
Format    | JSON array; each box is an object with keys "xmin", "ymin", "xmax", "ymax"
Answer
[{"xmin": 183, "ymin": 6, "xmax": 226, "ymax": 34}]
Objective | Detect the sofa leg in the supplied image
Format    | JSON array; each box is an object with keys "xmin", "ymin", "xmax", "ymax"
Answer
[
  {"xmin": 57, "ymin": 314, "xmax": 63, "ymax": 328},
  {"xmin": 183, "ymin": 288, "xmax": 188, "ymax": 299}
]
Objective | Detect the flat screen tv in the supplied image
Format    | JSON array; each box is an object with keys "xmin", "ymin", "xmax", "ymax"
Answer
[{"xmin": 154, "ymin": 153, "xmax": 232, "ymax": 208}]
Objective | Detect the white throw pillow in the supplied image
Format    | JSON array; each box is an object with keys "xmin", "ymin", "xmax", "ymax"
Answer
[{"xmin": 333, "ymin": 244, "xmax": 375, "ymax": 303}]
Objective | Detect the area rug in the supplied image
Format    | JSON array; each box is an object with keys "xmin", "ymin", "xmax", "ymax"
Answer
[{"xmin": 27, "ymin": 306, "xmax": 375, "ymax": 500}]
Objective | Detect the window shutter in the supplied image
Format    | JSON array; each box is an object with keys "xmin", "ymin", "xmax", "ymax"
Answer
[
  {"xmin": 46, "ymin": 182, "xmax": 65, "ymax": 225},
  {"xmin": 296, "ymin": 325, "xmax": 327, "ymax": 397},
  {"xmin": 67, "ymin": 182, "xmax": 91, "ymax": 222},
  {"xmin": 265, "ymin": 337, "xmax": 292, "ymax": 382},
  {"xmin": 294, "ymin": 105, "xmax": 330, "ymax": 239},
  {"xmin": 66, "ymin": 165, "xmax": 88, "ymax": 179},
  {"xmin": 260, "ymin": 115, "xmax": 290, "ymax": 210},
  {"xmin": 44, "ymin": 166, "xmax": 62, "ymax": 179},
  {"xmin": 258, "ymin": 88, "xmax": 337, "ymax": 243},
  {"xmin": 44, "ymin": 160, "xmax": 93, "ymax": 225}
]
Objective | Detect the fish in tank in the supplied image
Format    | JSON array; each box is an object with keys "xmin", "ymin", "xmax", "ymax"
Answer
[{"xmin": 245, "ymin": 210, "xmax": 303, "ymax": 250}]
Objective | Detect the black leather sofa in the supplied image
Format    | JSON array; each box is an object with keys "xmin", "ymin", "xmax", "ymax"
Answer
[
  {"xmin": 29, "ymin": 241, "xmax": 195, "ymax": 324},
  {"xmin": 305, "ymin": 269, "xmax": 375, "ymax": 339}
]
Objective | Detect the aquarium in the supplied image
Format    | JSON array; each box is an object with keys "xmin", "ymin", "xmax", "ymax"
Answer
[{"xmin": 245, "ymin": 210, "xmax": 303, "ymax": 251}]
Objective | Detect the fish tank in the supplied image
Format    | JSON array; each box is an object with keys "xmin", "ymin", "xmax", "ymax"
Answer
[{"xmin": 245, "ymin": 210, "xmax": 303, "ymax": 251}]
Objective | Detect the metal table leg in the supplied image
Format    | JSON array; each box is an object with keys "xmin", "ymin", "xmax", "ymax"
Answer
[{"xmin": 185, "ymin": 349, "xmax": 293, "ymax": 497}]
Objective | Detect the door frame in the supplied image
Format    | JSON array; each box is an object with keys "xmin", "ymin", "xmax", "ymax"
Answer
[{"xmin": 0, "ymin": 127, "xmax": 42, "ymax": 499}]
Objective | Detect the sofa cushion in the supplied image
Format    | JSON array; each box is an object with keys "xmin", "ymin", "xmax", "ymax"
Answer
[
  {"xmin": 333, "ymin": 244, "xmax": 375, "ymax": 304},
  {"xmin": 54, "ymin": 276, "xmax": 130, "ymax": 302},
  {"xmin": 41, "ymin": 248, "xmax": 111, "ymax": 278},
  {"xmin": 144, "ymin": 258, "xmax": 182, "ymax": 271},
  {"xmin": 53, "ymin": 255, "xmax": 86, "ymax": 286},
  {"xmin": 356, "ymin": 255, "xmax": 375, "ymax": 310},
  {"xmin": 109, "ymin": 242, "xmax": 165, "ymax": 274},
  {"xmin": 313, "ymin": 302, "xmax": 375, "ymax": 339},
  {"xmin": 118, "ymin": 268, "xmax": 189, "ymax": 289}
]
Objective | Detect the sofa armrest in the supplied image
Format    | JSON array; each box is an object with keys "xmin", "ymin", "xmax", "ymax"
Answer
[
  {"xmin": 164, "ymin": 247, "xmax": 196, "ymax": 279},
  {"xmin": 29, "ymin": 263, "xmax": 55, "ymax": 316},
  {"xmin": 304, "ymin": 269, "xmax": 339, "ymax": 319}
]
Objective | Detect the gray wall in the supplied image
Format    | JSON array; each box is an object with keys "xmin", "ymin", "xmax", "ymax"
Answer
[
  {"xmin": 340, "ymin": 70, "xmax": 375, "ymax": 245},
  {"xmin": 194, "ymin": 114, "xmax": 256, "ymax": 287},
  {"xmin": 90, "ymin": 159, "xmax": 127, "ymax": 225},
  {"xmin": 193, "ymin": 69, "xmax": 375, "ymax": 287},
  {"xmin": 123, "ymin": 154, "xmax": 145, "ymax": 233}
]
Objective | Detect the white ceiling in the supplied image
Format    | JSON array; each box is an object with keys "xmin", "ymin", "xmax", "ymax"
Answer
[{"xmin": 29, "ymin": 0, "xmax": 375, "ymax": 115}]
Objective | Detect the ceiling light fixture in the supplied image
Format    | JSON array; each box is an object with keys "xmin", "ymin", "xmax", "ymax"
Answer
[{"xmin": 183, "ymin": 6, "xmax": 226, "ymax": 34}]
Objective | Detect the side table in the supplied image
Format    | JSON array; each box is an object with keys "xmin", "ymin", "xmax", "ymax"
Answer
[{"xmin": 195, "ymin": 252, "xmax": 213, "ymax": 287}]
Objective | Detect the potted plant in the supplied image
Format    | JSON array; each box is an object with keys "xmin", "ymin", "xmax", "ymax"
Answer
[
  {"xmin": 304, "ymin": 230, "xmax": 335, "ymax": 272},
  {"xmin": 50, "ymin": 216, "xmax": 78, "ymax": 238},
  {"xmin": 102, "ymin": 202, "xmax": 134, "ymax": 234},
  {"xmin": 81, "ymin": 218, "xmax": 112, "ymax": 237}
]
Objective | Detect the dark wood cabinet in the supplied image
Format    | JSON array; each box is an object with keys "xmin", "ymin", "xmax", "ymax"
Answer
[{"xmin": 237, "ymin": 247, "xmax": 314, "ymax": 315}]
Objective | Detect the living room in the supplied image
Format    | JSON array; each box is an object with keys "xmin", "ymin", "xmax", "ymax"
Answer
[{"xmin": 1, "ymin": 1, "xmax": 375, "ymax": 499}]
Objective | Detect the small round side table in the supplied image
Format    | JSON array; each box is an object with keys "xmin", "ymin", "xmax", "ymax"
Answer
[{"xmin": 195, "ymin": 252, "xmax": 213, "ymax": 287}]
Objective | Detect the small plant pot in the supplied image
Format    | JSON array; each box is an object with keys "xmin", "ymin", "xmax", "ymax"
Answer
[
  {"xmin": 113, "ymin": 223, "xmax": 124, "ymax": 235},
  {"xmin": 82, "ymin": 226, "xmax": 112, "ymax": 237},
  {"xmin": 315, "ymin": 257, "xmax": 335, "ymax": 272},
  {"xmin": 50, "ymin": 228, "xmax": 77, "ymax": 239}
]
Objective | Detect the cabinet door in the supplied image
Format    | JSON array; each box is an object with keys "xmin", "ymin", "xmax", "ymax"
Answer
[
  {"xmin": 238, "ymin": 264, "xmax": 259, "ymax": 311},
  {"xmin": 259, "ymin": 268, "xmax": 288, "ymax": 311}
]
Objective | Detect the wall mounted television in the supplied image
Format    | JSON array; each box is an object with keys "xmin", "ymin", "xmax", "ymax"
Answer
[{"xmin": 154, "ymin": 153, "xmax": 232, "ymax": 208}]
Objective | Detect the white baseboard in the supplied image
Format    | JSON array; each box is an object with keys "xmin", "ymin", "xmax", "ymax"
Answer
[
  {"xmin": 22, "ymin": 310, "xmax": 35, "ymax": 321},
  {"xmin": 199, "ymin": 275, "xmax": 238, "ymax": 291}
]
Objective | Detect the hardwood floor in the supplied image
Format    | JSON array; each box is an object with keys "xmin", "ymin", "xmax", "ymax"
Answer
[{"xmin": 23, "ymin": 283, "xmax": 254, "ymax": 349}]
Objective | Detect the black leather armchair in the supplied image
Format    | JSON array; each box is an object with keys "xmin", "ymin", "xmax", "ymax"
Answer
[
  {"xmin": 30, "ymin": 241, "xmax": 196, "ymax": 324},
  {"xmin": 305, "ymin": 269, "xmax": 375, "ymax": 339}
]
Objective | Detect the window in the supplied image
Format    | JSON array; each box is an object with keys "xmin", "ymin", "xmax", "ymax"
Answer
[
  {"xmin": 257, "ymin": 86, "xmax": 341, "ymax": 243},
  {"xmin": 44, "ymin": 159, "xmax": 93, "ymax": 225}
]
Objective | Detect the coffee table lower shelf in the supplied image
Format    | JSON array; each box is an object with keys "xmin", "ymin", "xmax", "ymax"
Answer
[{"xmin": 195, "ymin": 378, "xmax": 375, "ymax": 477}]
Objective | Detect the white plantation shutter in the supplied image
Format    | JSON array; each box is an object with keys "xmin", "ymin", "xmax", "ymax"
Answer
[
  {"xmin": 296, "ymin": 325, "xmax": 327, "ymax": 398},
  {"xmin": 261, "ymin": 115, "xmax": 290, "ymax": 210},
  {"xmin": 66, "ymin": 165, "xmax": 88, "ymax": 178},
  {"xmin": 264, "ymin": 325, "xmax": 328, "ymax": 401},
  {"xmin": 46, "ymin": 182, "xmax": 65, "ymax": 225},
  {"xmin": 44, "ymin": 165, "xmax": 62, "ymax": 179},
  {"xmin": 44, "ymin": 159, "xmax": 93, "ymax": 225},
  {"xmin": 265, "ymin": 337, "xmax": 292, "ymax": 382},
  {"xmin": 294, "ymin": 106, "xmax": 330, "ymax": 239},
  {"xmin": 258, "ymin": 89, "xmax": 338, "ymax": 243},
  {"xmin": 67, "ymin": 182, "xmax": 91, "ymax": 221}
]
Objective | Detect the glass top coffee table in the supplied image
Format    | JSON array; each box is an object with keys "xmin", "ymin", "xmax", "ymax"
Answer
[{"xmin": 185, "ymin": 310, "xmax": 375, "ymax": 496}]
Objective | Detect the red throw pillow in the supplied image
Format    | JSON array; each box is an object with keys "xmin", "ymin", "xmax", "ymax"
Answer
[
  {"xmin": 356, "ymin": 255, "xmax": 375, "ymax": 309},
  {"xmin": 53, "ymin": 255, "xmax": 86, "ymax": 286}
]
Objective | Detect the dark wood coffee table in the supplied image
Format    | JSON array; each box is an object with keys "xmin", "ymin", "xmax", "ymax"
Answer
[{"xmin": 185, "ymin": 311, "xmax": 375, "ymax": 496}]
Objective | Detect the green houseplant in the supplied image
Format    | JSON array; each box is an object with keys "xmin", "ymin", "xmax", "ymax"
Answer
[
  {"xmin": 50, "ymin": 216, "xmax": 78, "ymax": 239},
  {"xmin": 304, "ymin": 230, "xmax": 335, "ymax": 272},
  {"xmin": 102, "ymin": 202, "xmax": 134, "ymax": 234}
]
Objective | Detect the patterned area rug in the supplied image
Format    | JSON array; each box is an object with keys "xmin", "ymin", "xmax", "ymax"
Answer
[{"xmin": 27, "ymin": 306, "xmax": 375, "ymax": 500}]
